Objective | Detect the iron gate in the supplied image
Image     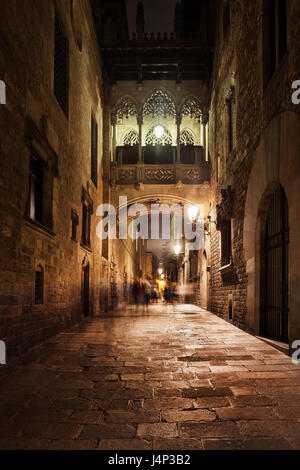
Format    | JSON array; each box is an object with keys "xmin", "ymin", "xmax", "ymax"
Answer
[{"xmin": 262, "ymin": 186, "xmax": 289, "ymax": 342}]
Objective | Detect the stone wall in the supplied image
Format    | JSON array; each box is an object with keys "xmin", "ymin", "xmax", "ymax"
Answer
[
  {"xmin": 0, "ymin": 0, "xmax": 104, "ymax": 358},
  {"xmin": 208, "ymin": 0, "xmax": 300, "ymax": 333}
]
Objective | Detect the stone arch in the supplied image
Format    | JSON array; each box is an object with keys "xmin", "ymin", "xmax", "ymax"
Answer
[{"xmin": 243, "ymin": 111, "xmax": 300, "ymax": 344}]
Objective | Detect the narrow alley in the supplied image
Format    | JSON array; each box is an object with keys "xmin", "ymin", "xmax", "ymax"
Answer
[{"xmin": 0, "ymin": 306, "xmax": 299, "ymax": 450}]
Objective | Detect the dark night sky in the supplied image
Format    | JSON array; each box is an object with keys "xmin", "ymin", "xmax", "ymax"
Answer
[{"xmin": 126, "ymin": 0, "xmax": 179, "ymax": 34}]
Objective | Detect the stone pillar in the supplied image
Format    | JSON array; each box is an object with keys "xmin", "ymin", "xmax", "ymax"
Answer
[
  {"xmin": 111, "ymin": 114, "xmax": 117, "ymax": 163},
  {"xmin": 137, "ymin": 113, "xmax": 143, "ymax": 163},
  {"xmin": 176, "ymin": 113, "xmax": 182, "ymax": 163}
]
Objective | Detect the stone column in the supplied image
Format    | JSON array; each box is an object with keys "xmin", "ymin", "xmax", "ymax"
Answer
[
  {"xmin": 176, "ymin": 113, "xmax": 182, "ymax": 163},
  {"xmin": 111, "ymin": 113, "xmax": 117, "ymax": 163},
  {"xmin": 137, "ymin": 112, "xmax": 143, "ymax": 163}
]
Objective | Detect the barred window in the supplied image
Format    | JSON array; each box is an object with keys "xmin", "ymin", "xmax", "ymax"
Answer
[
  {"xmin": 54, "ymin": 12, "xmax": 69, "ymax": 115},
  {"xmin": 91, "ymin": 115, "xmax": 98, "ymax": 187}
]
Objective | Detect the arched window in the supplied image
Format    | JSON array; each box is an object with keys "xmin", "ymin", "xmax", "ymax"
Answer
[
  {"xmin": 143, "ymin": 90, "xmax": 176, "ymax": 118},
  {"xmin": 180, "ymin": 129, "xmax": 195, "ymax": 146},
  {"xmin": 122, "ymin": 129, "xmax": 139, "ymax": 146},
  {"xmin": 145, "ymin": 126, "xmax": 173, "ymax": 146}
]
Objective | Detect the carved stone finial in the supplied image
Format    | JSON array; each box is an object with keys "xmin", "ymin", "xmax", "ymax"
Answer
[
  {"xmin": 175, "ymin": 180, "xmax": 183, "ymax": 191},
  {"xmin": 136, "ymin": 182, "xmax": 144, "ymax": 192}
]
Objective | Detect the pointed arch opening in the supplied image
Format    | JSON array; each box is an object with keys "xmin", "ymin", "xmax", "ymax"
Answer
[{"xmin": 260, "ymin": 184, "xmax": 289, "ymax": 342}]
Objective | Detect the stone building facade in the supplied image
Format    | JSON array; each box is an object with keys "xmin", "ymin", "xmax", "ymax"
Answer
[
  {"xmin": 208, "ymin": 0, "xmax": 300, "ymax": 345},
  {"xmin": 0, "ymin": 0, "xmax": 104, "ymax": 356},
  {"xmin": 0, "ymin": 0, "xmax": 299, "ymax": 358}
]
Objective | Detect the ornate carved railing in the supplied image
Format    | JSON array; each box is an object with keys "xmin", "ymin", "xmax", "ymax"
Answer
[{"xmin": 111, "ymin": 162, "xmax": 210, "ymax": 185}]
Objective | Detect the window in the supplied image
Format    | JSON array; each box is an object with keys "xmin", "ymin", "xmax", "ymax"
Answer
[
  {"xmin": 71, "ymin": 209, "xmax": 79, "ymax": 241},
  {"xmin": 29, "ymin": 152, "xmax": 44, "ymax": 225},
  {"xmin": 35, "ymin": 267, "xmax": 44, "ymax": 305},
  {"xmin": 26, "ymin": 118, "xmax": 58, "ymax": 232},
  {"xmin": 54, "ymin": 12, "xmax": 69, "ymax": 115},
  {"xmin": 216, "ymin": 187, "xmax": 234, "ymax": 268},
  {"xmin": 81, "ymin": 188, "xmax": 93, "ymax": 249},
  {"xmin": 91, "ymin": 115, "xmax": 98, "ymax": 187},
  {"xmin": 263, "ymin": 0, "xmax": 287, "ymax": 89},
  {"xmin": 223, "ymin": 1, "xmax": 230, "ymax": 39},
  {"xmin": 221, "ymin": 219, "xmax": 232, "ymax": 266}
]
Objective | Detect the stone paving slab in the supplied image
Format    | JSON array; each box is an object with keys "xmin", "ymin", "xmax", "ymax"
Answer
[{"xmin": 0, "ymin": 304, "xmax": 299, "ymax": 450}]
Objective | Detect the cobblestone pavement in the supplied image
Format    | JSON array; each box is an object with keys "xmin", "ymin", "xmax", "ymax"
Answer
[{"xmin": 0, "ymin": 305, "xmax": 300, "ymax": 450}]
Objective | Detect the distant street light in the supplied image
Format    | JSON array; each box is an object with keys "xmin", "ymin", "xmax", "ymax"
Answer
[
  {"xmin": 188, "ymin": 205, "xmax": 199, "ymax": 222},
  {"xmin": 158, "ymin": 268, "xmax": 163, "ymax": 275}
]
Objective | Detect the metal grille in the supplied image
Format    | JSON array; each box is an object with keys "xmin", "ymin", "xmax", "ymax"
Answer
[
  {"xmin": 91, "ymin": 116, "xmax": 98, "ymax": 187},
  {"xmin": 54, "ymin": 13, "xmax": 68, "ymax": 115},
  {"xmin": 262, "ymin": 186, "xmax": 289, "ymax": 341}
]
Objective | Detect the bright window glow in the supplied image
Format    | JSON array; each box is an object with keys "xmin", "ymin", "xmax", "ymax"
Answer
[
  {"xmin": 174, "ymin": 244, "xmax": 180, "ymax": 256},
  {"xmin": 188, "ymin": 205, "xmax": 199, "ymax": 221},
  {"xmin": 154, "ymin": 125, "xmax": 164, "ymax": 139}
]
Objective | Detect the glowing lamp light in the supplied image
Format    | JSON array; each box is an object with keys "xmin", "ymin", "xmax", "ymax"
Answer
[
  {"xmin": 188, "ymin": 205, "xmax": 199, "ymax": 222},
  {"xmin": 174, "ymin": 244, "xmax": 180, "ymax": 256},
  {"xmin": 158, "ymin": 268, "xmax": 163, "ymax": 275},
  {"xmin": 154, "ymin": 125, "xmax": 164, "ymax": 139}
]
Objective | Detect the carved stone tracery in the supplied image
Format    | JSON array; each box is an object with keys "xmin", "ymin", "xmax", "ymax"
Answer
[
  {"xmin": 143, "ymin": 91, "xmax": 176, "ymax": 118},
  {"xmin": 145, "ymin": 168, "xmax": 175, "ymax": 182},
  {"xmin": 180, "ymin": 129, "xmax": 195, "ymax": 146},
  {"xmin": 115, "ymin": 98, "xmax": 137, "ymax": 123},
  {"xmin": 145, "ymin": 126, "xmax": 173, "ymax": 146},
  {"xmin": 122, "ymin": 129, "xmax": 139, "ymax": 146},
  {"xmin": 181, "ymin": 98, "xmax": 202, "ymax": 121}
]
